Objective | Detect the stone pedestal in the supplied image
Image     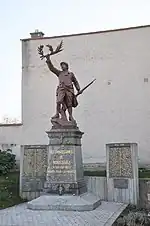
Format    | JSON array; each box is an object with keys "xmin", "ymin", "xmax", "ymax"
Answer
[
  {"xmin": 44, "ymin": 127, "xmax": 87, "ymax": 195},
  {"xmin": 106, "ymin": 143, "xmax": 139, "ymax": 205},
  {"xmin": 27, "ymin": 126, "xmax": 101, "ymax": 211},
  {"xmin": 27, "ymin": 193, "xmax": 101, "ymax": 211}
]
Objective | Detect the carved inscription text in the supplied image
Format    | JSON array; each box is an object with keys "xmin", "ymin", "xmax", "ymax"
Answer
[{"xmin": 109, "ymin": 143, "xmax": 133, "ymax": 178}]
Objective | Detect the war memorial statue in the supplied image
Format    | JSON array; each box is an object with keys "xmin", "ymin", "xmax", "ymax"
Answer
[
  {"xmin": 21, "ymin": 40, "xmax": 138, "ymax": 213},
  {"xmin": 38, "ymin": 41, "xmax": 95, "ymax": 127},
  {"xmin": 25, "ymin": 41, "xmax": 101, "ymax": 211}
]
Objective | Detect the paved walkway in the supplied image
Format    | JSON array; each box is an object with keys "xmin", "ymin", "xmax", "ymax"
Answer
[{"xmin": 0, "ymin": 201, "xmax": 127, "ymax": 226}]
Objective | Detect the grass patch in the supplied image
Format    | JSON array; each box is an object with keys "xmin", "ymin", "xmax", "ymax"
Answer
[{"xmin": 0, "ymin": 171, "xmax": 26, "ymax": 209}]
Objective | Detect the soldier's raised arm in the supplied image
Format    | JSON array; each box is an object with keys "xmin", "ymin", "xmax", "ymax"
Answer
[{"xmin": 46, "ymin": 55, "xmax": 61, "ymax": 77}]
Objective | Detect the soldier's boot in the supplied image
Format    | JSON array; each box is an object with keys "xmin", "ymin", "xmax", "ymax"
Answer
[
  {"xmin": 51, "ymin": 113, "xmax": 59, "ymax": 119},
  {"xmin": 52, "ymin": 103, "xmax": 61, "ymax": 119},
  {"xmin": 69, "ymin": 114, "xmax": 76, "ymax": 122}
]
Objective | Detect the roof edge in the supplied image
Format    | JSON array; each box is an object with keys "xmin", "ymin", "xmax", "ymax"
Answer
[
  {"xmin": 0, "ymin": 123, "xmax": 23, "ymax": 127},
  {"xmin": 20, "ymin": 24, "xmax": 150, "ymax": 41}
]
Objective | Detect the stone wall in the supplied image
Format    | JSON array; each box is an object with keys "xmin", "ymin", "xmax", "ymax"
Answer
[
  {"xmin": 18, "ymin": 142, "xmax": 150, "ymax": 207},
  {"xmin": 19, "ymin": 174, "xmax": 150, "ymax": 209},
  {"xmin": 87, "ymin": 177, "xmax": 150, "ymax": 209},
  {"xmin": 86, "ymin": 176, "xmax": 107, "ymax": 200},
  {"xmin": 139, "ymin": 179, "xmax": 150, "ymax": 209}
]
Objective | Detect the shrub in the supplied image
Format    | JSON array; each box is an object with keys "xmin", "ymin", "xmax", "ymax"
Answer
[
  {"xmin": 116, "ymin": 211, "xmax": 150, "ymax": 226},
  {"xmin": 0, "ymin": 149, "xmax": 16, "ymax": 175}
]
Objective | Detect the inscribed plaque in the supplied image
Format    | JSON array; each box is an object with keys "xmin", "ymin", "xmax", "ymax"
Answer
[
  {"xmin": 50, "ymin": 150, "xmax": 74, "ymax": 172},
  {"xmin": 21, "ymin": 145, "xmax": 48, "ymax": 192},
  {"xmin": 109, "ymin": 144, "xmax": 133, "ymax": 178},
  {"xmin": 23, "ymin": 146, "xmax": 48, "ymax": 177},
  {"xmin": 47, "ymin": 149, "xmax": 75, "ymax": 183},
  {"xmin": 114, "ymin": 178, "xmax": 128, "ymax": 189}
]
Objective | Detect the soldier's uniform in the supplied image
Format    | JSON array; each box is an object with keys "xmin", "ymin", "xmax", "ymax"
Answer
[{"xmin": 46, "ymin": 59, "xmax": 80, "ymax": 110}]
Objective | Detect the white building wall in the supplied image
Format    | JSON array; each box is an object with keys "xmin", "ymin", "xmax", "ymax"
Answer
[
  {"xmin": 21, "ymin": 26, "xmax": 150, "ymax": 164},
  {"xmin": 1, "ymin": 26, "xmax": 150, "ymax": 164},
  {"xmin": 0, "ymin": 125, "xmax": 22, "ymax": 144}
]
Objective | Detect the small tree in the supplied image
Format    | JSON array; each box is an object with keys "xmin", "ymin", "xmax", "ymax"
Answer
[{"xmin": 0, "ymin": 149, "xmax": 16, "ymax": 175}]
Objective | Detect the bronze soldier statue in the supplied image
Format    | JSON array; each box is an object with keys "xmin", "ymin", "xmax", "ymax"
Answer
[
  {"xmin": 45, "ymin": 55, "xmax": 81, "ymax": 122},
  {"xmin": 38, "ymin": 41, "xmax": 95, "ymax": 127}
]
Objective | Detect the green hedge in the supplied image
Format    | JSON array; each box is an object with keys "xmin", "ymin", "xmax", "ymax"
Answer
[
  {"xmin": 139, "ymin": 169, "xmax": 150, "ymax": 178},
  {"xmin": 84, "ymin": 170, "xmax": 106, "ymax": 177},
  {"xmin": 84, "ymin": 169, "xmax": 150, "ymax": 178}
]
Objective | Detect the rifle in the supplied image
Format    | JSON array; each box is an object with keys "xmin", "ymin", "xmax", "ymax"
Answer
[{"xmin": 76, "ymin": 79, "xmax": 96, "ymax": 97}]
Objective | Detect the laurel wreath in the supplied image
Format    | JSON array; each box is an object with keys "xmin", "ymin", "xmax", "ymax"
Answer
[{"xmin": 37, "ymin": 41, "xmax": 63, "ymax": 60}]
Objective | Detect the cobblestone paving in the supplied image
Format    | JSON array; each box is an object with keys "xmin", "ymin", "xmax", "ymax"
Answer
[{"xmin": 0, "ymin": 201, "xmax": 127, "ymax": 226}]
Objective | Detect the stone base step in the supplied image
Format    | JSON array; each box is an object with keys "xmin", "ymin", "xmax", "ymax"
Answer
[{"xmin": 27, "ymin": 192, "xmax": 101, "ymax": 211}]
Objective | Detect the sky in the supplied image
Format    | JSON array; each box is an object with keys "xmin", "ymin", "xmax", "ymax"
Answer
[{"xmin": 0, "ymin": 0, "xmax": 150, "ymax": 122}]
